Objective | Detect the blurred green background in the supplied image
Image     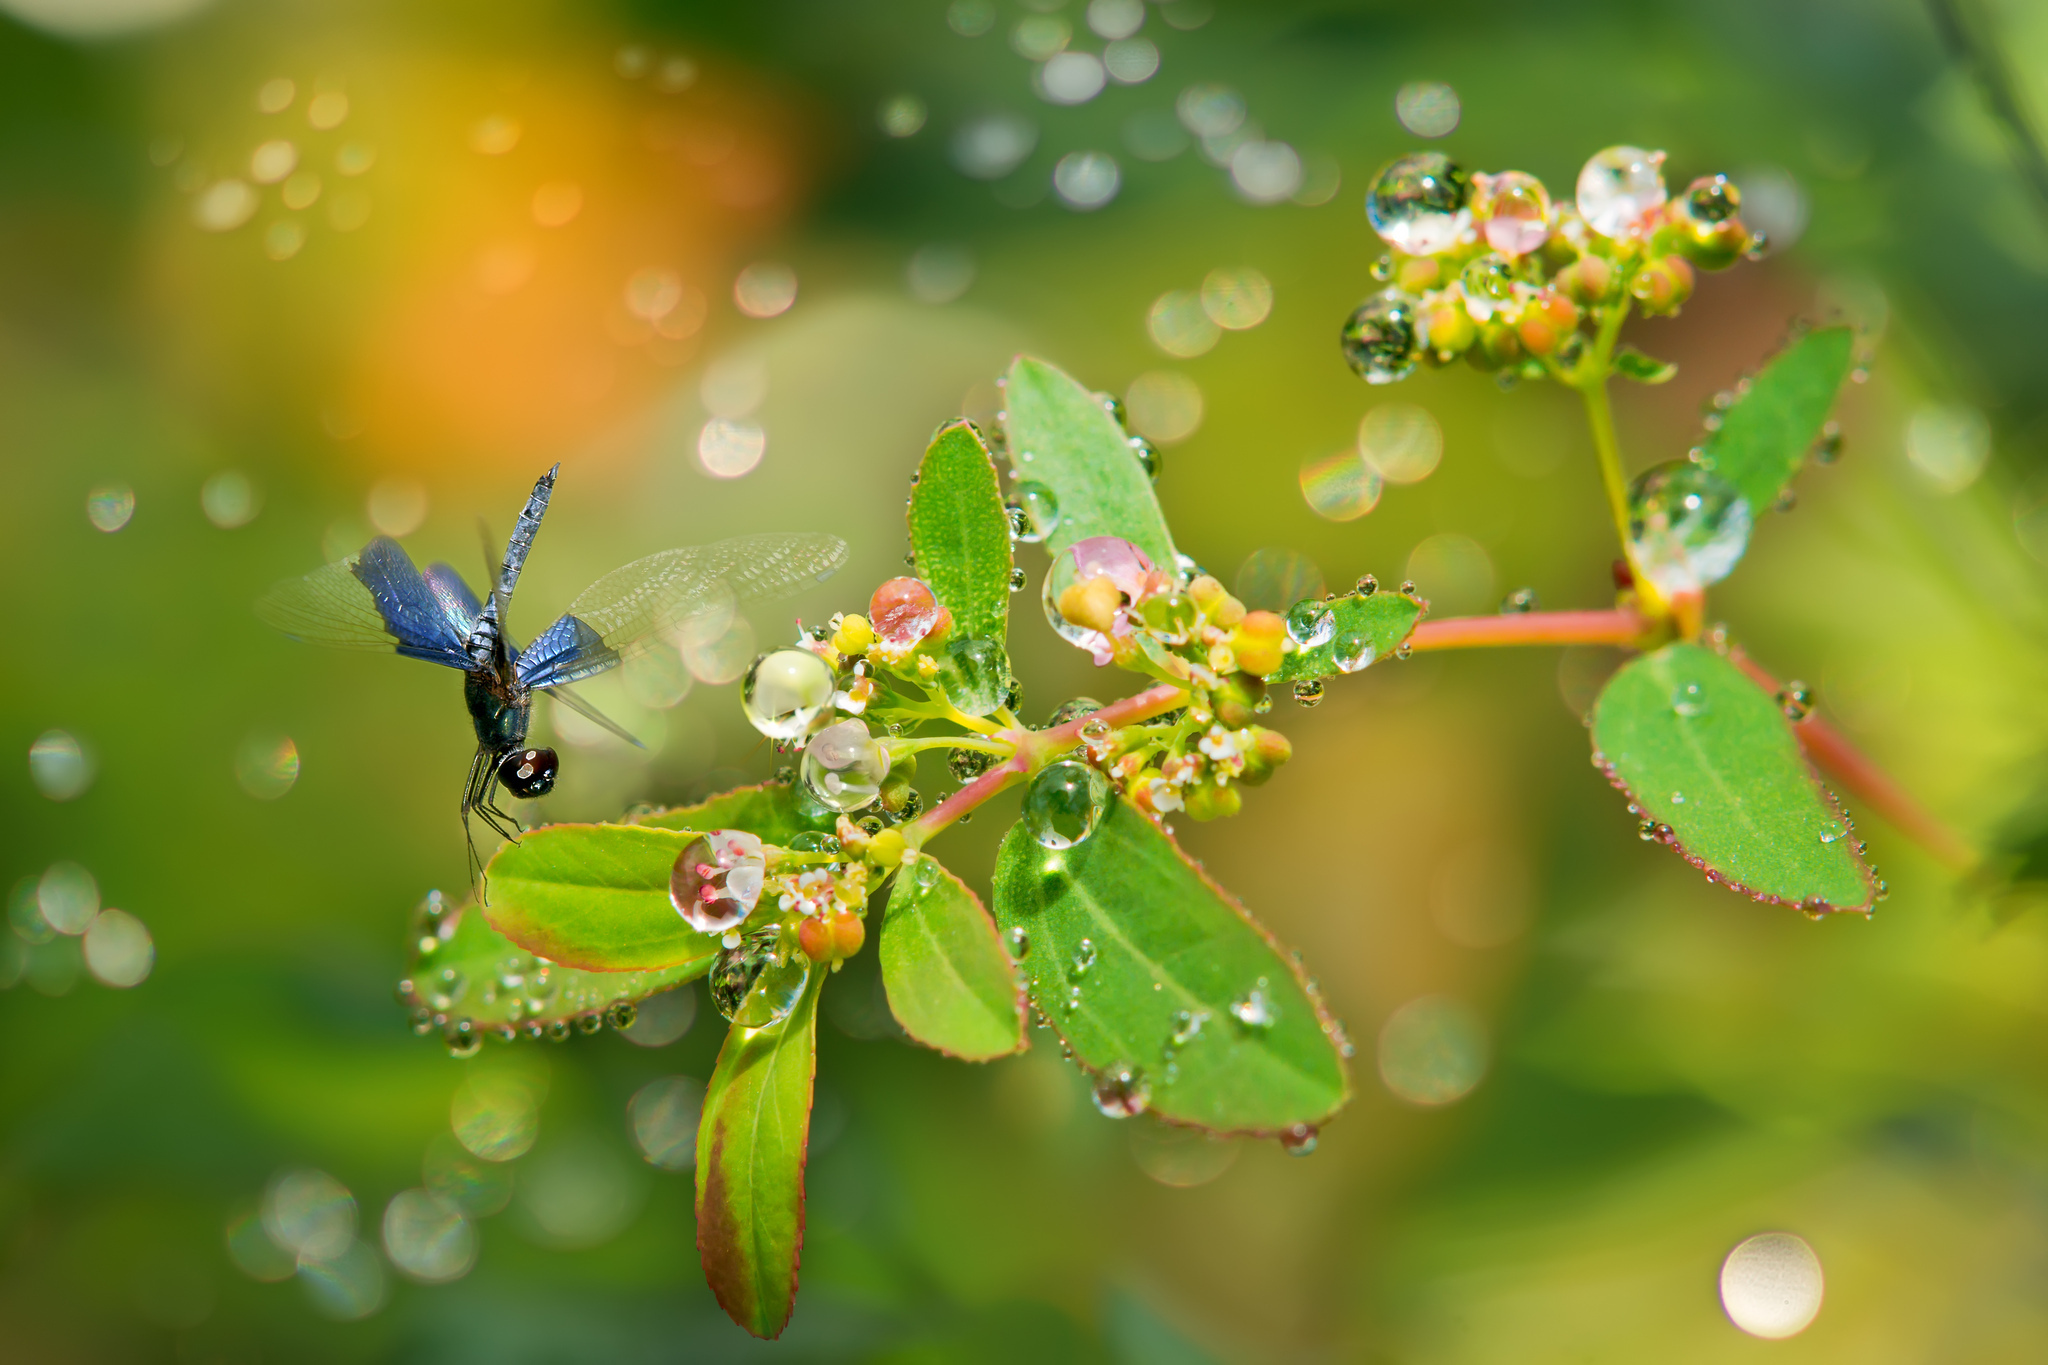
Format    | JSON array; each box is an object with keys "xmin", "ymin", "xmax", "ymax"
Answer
[{"xmin": 5, "ymin": 0, "xmax": 2048, "ymax": 1359}]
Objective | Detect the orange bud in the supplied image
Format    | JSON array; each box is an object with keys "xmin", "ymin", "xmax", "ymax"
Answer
[
  {"xmin": 799, "ymin": 910, "xmax": 866, "ymax": 962},
  {"xmin": 1229, "ymin": 611, "xmax": 1286, "ymax": 678},
  {"xmin": 1057, "ymin": 576, "xmax": 1123, "ymax": 636}
]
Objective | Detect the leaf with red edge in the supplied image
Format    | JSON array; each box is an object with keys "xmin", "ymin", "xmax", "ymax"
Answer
[
  {"xmin": 1592, "ymin": 642, "xmax": 1876, "ymax": 911},
  {"xmin": 880, "ymin": 853, "xmax": 1028, "ymax": 1061},
  {"xmin": 696, "ymin": 969, "xmax": 822, "ymax": 1339},
  {"xmin": 990, "ymin": 800, "xmax": 1352, "ymax": 1135}
]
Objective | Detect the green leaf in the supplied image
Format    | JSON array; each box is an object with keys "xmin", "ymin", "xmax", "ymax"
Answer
[
  {"xmin": 1591, "ymin": 642, "xmax": 1875, "ymax": 911},
  {"xmin": 696, "ymin": 969, "xmax": 822, "ymax": 1340},
  {"xmin": 485, "ymin": 824, "xmax": 716, "ymax": 972},
  {"xmin": 402, "ymin": 894, "xmax": 704, "ymax": 1035},
  {"xmin": 910, "ymin": 419, "xmax": 1013, "ymax": 644},
  {"xmin": 630, "ymin": 781, "xmax": 833, "ymax": 844},
  {"xmin": 1001, "ymin": 355, "xmax": 1178, "ymax": 571},
  {"xmin": 1262, "ymin": 589, "xmax": 1426, "ymax": 684},
  {"xmin": 880, "ymin": 854, "xmax": 1028, "ymax": 1061},
  {"xmin": 990, "ymin": 802, "xmax": 1352, "ymax": 1134},
  {"xmin": 1613, "ymin": 344, "xmax": 1678, "ymax": 384},
  {"xmin": 1695, "ymin": 325, "xmax": 1855, "ymax": 514}
]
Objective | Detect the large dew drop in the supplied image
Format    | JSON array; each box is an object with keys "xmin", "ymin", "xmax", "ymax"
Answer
[
  {"xmin": 669, "ymin": 830, "xmax": 766, "ymax": 934},
  {"xmin": 801, "ymin": 719, "xmax": 890, "ymax": 812},
  {"xmin": 1576, "ymin": 145, "xmax": 1667, "ymax": 237},
  {"xmin": 1284, "ymin": 599, "xmax": 1335, "ymax": 650},
  {"xmin": 1022, "ymin": 760, "xmax": 1112, "ymax": 849},
  {"xmin": 1365, "ymin": 152, "xmax": 1471, "ymax": 254},
  {"xmin": 1091, "ymin": 1063, "xmax": 1151, "ymax": 1118},
  {"xmin": 1626, "ymin": 461, "xmax": 1753, "ymax": 595},
  {"xmin": 710, "ymin": 924, "xmax": 811, "ymax": 1027},
  {"xmin": 1006, "ymin": 481, "xmax": 1060, "ymax": 543},
  {"xmin": 1471, "ymin": 170, "xmax": 1551, "ymax": 257},
  {"xmin": 740, "ymin": 648, "xmax": 836, "ymax": 740},
  {"xmin": 1340, "ymin": 291, "xmax": 1420, "ymax": 384}
]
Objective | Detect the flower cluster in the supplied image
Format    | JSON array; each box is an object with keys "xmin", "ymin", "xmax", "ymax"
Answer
[
  {"xmin": 1342, "ymin": 146, "xmax": 1762, "ymax": 385},
  {"xmin": 1044, "ymin": 534, "xmax": 1294, "ymax": 820}
]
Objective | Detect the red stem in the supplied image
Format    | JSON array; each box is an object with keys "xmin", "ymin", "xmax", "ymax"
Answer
[
  {"xmin": 1730, "ymin": 652, "xmax": 1975, "ymax": 872},
  {"xmin": 904, "ymin": 681, "xmax": 1188, "ymax": 846},
  {"xmin": 1408, "ymin": 608, "xmax": 1652, "ymax": 652}
]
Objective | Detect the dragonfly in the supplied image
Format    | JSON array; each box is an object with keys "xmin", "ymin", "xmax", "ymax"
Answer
[{"xmin": 257, "ymin": 465, "xmax": 848, "ymax": 884}]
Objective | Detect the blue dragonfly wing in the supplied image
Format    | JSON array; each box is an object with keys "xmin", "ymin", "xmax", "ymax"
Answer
[
  {"xmin": 514, "ymin": 531, "xmax": 848, "ymax": 690},
  {"xmin": 256, "ymin": 537, "xmax": 473, "ymax": 669},
  {"xmin": 422, "ymin": 562, "xmax": 483, "ymax": 642}
]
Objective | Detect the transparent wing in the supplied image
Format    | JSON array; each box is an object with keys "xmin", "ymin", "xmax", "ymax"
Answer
[
  {"xmin": 256, "ymin": 537, "xmax": 473, "ymax": 670},
  {"xmin": 517, "ymin": 531, "xmax": 847, "ymax": 689},
  {"xmin": 422, "ymin": 562, "xmax": 482, "ymax": 642}
]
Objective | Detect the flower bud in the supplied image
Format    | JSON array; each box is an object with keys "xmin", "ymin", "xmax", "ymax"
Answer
[
  {"xmin": 866, "ymin": 827, "xmax": 907, "ymax": 869},
  {"xmin": 799, "ymin": 909, "xmax": 866, "ymax": 963},
  {"xmin": 1473, "ymin": 320, "xmax": 1524, "ymax": 370},
  {"xmin": 1239, "ymin": 727, "xmax": 1293, "ymax": 786},
  {"xmin": 1229, "ymin": 611, "xmax": 1287, "ymax": 678},
  {"xmin": 1556, "ymin": 254, "xmax": 1614, "ymax": 306},
  {"xmin": 1187, "ymin": 574, "xmax": 1228, "ymax": 614},
  {"xmin": 1182, "ymin": 780, "xmax": 1243, "ymax": 821},
  {"xmin": 1515, "ymin": 290, "xmax": 1580, "ymax": 358},
  {"xmin": 1673, "ymin": 218, "xmax": 1750, "ymax": 270},
  {"xmin": 1057, "ymin": 575, "xmax": 1123, "ymax": 637},
  {"xmin": 1630, "ymin": 255, "xmax": 1694, "ymax": 316},
  {"xmin": 1394, "ymin": 256, "xmax": 1442, "ymax": 293},
  {"xmin": 832, "ymin": 614, "xmax": 874, "ymax": 655},
  {"xmin": 1213, "ymin": 674, "xmax": 1265, "ymax": 728},
  {"xmin": 1422, "ymin": 300, "xmax": 1477, "ymax": 360}
]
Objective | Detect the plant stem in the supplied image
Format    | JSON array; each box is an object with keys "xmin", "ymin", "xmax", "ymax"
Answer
[
  {"xmin": 903, "ymin": 682, "xmax": 1188, "ymax": 847},
  {"xmin": 1407, "ymin": 608, "xmax": 1654, "ymax": 653},
  {"xmin": 889, "ymin": 735, "xmax": 1012, "ymax": 759},
  {"xmin": 1574, "ymin": 303, "xmax": 1637, "ymax": 561},
  {"xmin": 1730, "ymin": 652, "xmax": 1975, "ymax": 872}
]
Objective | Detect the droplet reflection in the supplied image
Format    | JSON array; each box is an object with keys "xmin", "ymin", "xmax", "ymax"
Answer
[
  {"xmin": 28, "ymin": 729, "xmax": 93, "ymax": 801},
  {"xmin": 382, "ymin": 1189, "xmax": 477, "ymax": 1284},
  {"xmin": 83, "ymin": 908, "xmax": 153, "ymax": 987},
  {"xmin": 1128, "ymin": 1120, "xmax": 1239, "ymax": 1188},
  {"xmin": 1299, "ymin": 449, "xmax": 1383, "ymax": 522},
  {"xmin": 628, "ymin": 1075, "xmax": 703, "ymax": 1169},
  {"xmin": 1720, "ymin": 1232, "xmax": 1824, "ymax": 1339},
  {"xmin": 733, "ymin": 261, "xmax": 798, "ymax": 318},
  {"xmin": 450, "ymin": 1069, "xmax": 545, "ymax": 1163},
  {"xmin": 201, "ymin": 470, "xmax": 261, "ymax": 527},
  {"xmin": 235, "ymin": 732, "xmax": 300, "ymax": 800},
  {"xmin": 86, "ymin": 483, "xmax": 135, "ymax": 532},
  {"xmin": 1358, "ymin": 404, "xmax": 1443, "ymax": 484},
  {"xmin": 1377, "ymin": 995, "xmax": 1488, "ymax": 1106}
]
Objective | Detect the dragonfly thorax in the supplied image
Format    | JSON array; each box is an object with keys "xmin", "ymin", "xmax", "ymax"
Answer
[{"xmin": 464, "ymin": 667, "xmax": 532, "ymax": 753}]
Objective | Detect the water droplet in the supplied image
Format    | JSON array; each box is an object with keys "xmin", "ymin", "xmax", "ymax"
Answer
[
  {"xmin": 1670, "ymin": 681, "xmax": 1709, "ymax": 718},
  {"xmin": 1670, "ymin": 791, "xmax": 1685, "ymax": 805},
  {"xmin": 446, "ymin": 1030, "xmax": 481, "ymax": 1059},
  {"xmin": 1169, "ymin": 1008, "xmax": 1209, "ymax": 1047},
  {"xmin": 1340, "ymin": 290, "xmax": 1420, "ymax": 384},
  {"xmin": 801, "ymin": 720, "xmax": 890, "ymax": 813},
  {"xmin": 1022, "ymin": 761, "xmax": 1112, "ymax": 849},
  {"xmin": 668, "ymin": 829, "xmax": 767, "ymax": 934},
  {"xmin": 1332, "ymin": 629, "xmax": 1376, "ymax": 673},
  {"xmin": 1006, "ymin": 926, "xmax": 1029, "ymax": 959},
  {"xmin": 1005, "ymin": 481, "xmax": 1060, "ymax": 544},
  {"xmin": 1129, "ymin": 434, "xmax": 1161, "ymax": 481},
  {"xmin": 1459, "ymin": 252, "xmax": 1516, "ymax": 308},
  {"xmin": 711, "ymin": 924, "xmax": 811, "ymax": 1027},
  {"xmin": 1500, "ymin": 587, "xmax": 1538, "ymax": 613},
  {"xmin": 1576, "ymin": 145, "xmax": 1667, "ymax": 237},
  {"xmin": 1626, "ymin": 461, "xmax": 1753, "ymax": 595},
  {"xmin": 1812, "ymin": 421, "xmax": 1843, "ymax": 465},
  {"xmin": 1091, "ymin": 1063, "xmax": 1151, "ymax": 1118},
  {"xmin": 1230, "ymin": 980, "xmax": 1276, "ymax": 1029},
  {"xmin": 1354, "ymin": 573, "xmax": 1379, "ymax": 596},
  {"xmin": 1284, "ymin": 599, "xmax": 1335, "ymax": 649},
  {"xmin": 1776, "ymin": 682, "xmax": 1813, "ymax": 721},
  {"xmin": 1009, "ymin": 566, "xmax": 1027, "ymax": 592},
  {"xmin": 868, "ymin": 577, "xmax": 941, "ymax": 647},
  {"xmin": 741, "ymin": 648, "xmax": 836, "ymax": 739},
  {"xmin": 1470, "ymin": 169, "xmax": 1551, "ymax": 256},
  {"xmin": 86, "ymin": 483, "xmax": 135, "ymax": 532},
  {"xmin": 1279, "ymin": 1123, "xmax": 1318, "ymax": 1156},
  {"xmin": 1070, "ymin": 938, "xmax": 1098, "ymax": 978},
  {"xmin": 1041, "ymin": 535, "xmax": 1157, "ymax": 660},
  {"xmin": 1818, "ymin": 822, "xmax": 1846, "ymax": 844},
  {"xmin": 1292, "ymin": 679, "xmax": 1325, "ymax": 708},
  {"xmin": 1365, "ymin": 152, "xmax": 1471, "ymax": 254}
]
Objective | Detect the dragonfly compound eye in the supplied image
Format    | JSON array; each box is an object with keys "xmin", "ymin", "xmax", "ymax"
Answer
[{"xmin": 498, "ymin": 747, "xmax": 559, "ymax": 798}]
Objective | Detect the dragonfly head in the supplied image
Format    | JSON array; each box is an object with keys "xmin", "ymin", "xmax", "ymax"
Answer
[{"xmin": 497, "ymin": 747, "xmax": 559, "ymax": 799}]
